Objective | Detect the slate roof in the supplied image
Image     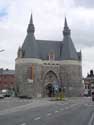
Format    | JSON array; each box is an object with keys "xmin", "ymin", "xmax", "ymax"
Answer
[
  {"xmin": 22, "ymin": 34, "xmax": 38, "ymax": 58},
  {"xmin": 21, "ymin": 15, "xmax": 80, "ymax": 61},
  {"xmin": 61, "ymin": 36, "xmax": 78, "ymax": 60},
  {"xmin": 22, "ymin": 14, "xmax": 38, "ymax": 58},
  {"xmin": 61, "ymin": 18, "xmax": 78, "ymax": 60},
  {"xmin": 37, "ymin": 40, "xmax": 61, "ymax": 60}
]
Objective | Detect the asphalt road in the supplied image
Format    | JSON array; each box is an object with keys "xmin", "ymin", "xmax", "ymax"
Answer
[
  {"xmin": 0, "ymin": 97, "xmax": 32, "ymax": 111},
  {"xmin": 0, "ymin": 97, "xmax": 94, "ymax": 125}
]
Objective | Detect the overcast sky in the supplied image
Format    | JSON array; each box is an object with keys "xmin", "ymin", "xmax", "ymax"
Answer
[{"xmin": 0, "ymin": 0, "xmax": 94, "ymax": 77}]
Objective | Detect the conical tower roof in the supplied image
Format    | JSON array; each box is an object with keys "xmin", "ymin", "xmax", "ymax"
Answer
[
  {"xmin": 63, "ymin": 17, "xmax": 71, "ymax": 36},
  {"xmin": 64, "ymin": 17, "xmax": 68, "ymax": 28},
  {"xmin": 27, "ymin": 14, "xmax": 35, "ymax": 33},
  {"xmin": 61, "ymin": 18, "xmax": 78, "ymax": 60},
  {"xmin": 22, "ymin": 14, "xmax": 38, "ymax": 58}
]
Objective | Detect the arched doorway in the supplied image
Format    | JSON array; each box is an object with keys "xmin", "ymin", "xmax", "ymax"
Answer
[
  {"xmin": 43, "ymin": 71, "xmax": 60, "ymax": 97},
  {"xmin": 46, "ymin": 84, "xmax": 53, "ymax": 97}
]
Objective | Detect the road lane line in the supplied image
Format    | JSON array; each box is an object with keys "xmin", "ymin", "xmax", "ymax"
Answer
[
  {"xmin": 47, "ymin": 113, "xmax": 52, "ymax": 116},
  {"xmin": 20, "ymin": 123, "xmax": 27, "ymax": 125},
  {"xmin": 34, "ymin": 117, "xmax": 41, "ymax": 121},
  {"xmin": 88, "ymin": 112, "xmax": 94, "ymax": 125},
  {"xmin": 55, "ymin": 110, "xmax": 59, "ymax": 113}
]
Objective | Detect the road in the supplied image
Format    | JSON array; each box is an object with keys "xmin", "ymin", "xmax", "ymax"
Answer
[{"xmin": 0, "ymin": 97, "xmax": 94, "ymax": 125}]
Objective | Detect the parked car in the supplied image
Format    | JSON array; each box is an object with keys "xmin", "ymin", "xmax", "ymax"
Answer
[
  {"xmin": 1, "ymin": 89, "xmax": 11, "ymax": 97},
  {"xmin": 0, "ymin": 93, "xmax": 4, "ymax": 99},
  {"xmin": 84, "ymin": 89, "xmax": 89, "ymax": 96}
]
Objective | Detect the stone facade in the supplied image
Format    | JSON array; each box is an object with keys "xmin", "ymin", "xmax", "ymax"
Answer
[
  {"xmin": 60, "ymin": 61, "xmax": 82, "ymax": 96},
  {"xmin": 15, "ymin": 14, "xmax": 83, "ymax": 98},
  {"xmin": 15, "ymin": 59, "xmax": 82, "ymax": 98}
]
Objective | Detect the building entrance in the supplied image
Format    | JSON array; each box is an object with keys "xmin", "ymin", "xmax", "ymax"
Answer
[
  {"xmin": 44, "ymin": 71, "xmax": 60, "ymax": 97},
  {"xmin": 46, "ymin": 84, "xmax": 53, "ymax": 97}
]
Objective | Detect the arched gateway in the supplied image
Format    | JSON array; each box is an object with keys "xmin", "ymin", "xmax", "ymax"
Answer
[
  {"xmin": 15, "ymin": 14, "xmax": 82, "ymax": 98},
  {"xmin": 43, "ymin": 71, "xmax": 60, "ymax": 97}
]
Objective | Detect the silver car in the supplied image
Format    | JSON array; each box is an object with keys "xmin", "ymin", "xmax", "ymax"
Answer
[{"xmin": 0, "ymin": 93, "xmax": 4, "ymax": 99}]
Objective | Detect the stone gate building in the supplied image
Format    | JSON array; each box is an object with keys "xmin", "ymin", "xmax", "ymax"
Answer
[{"xmin": 15, "ymin": 14, "xmax": 83, "ymax": 98}]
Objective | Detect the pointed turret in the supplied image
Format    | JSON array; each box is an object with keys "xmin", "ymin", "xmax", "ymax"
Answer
[
  {"xmin": 64, "ymin": 17, "xmax": 68, "ymax": 28},
  {"xmin": 27, "ymin": 14, "xmax": 35, "ymax": 33},
  {"xmin": 61, "ymin": 17, "xmax": 78, "ymax": 60},
  {"xmin": 17, "ymin": 47, "xmax": 23, "ymax": 58},
  {"xmin": 30, "ymin": 14, "xmax": 33, "ymax": 24},
  {"xmin": 22, "ymin": 13, "xmax": 39, "ymax": 58},
  {"xmin": 63, "ymin": 17, "xmax": 70, "ymax": 36}
]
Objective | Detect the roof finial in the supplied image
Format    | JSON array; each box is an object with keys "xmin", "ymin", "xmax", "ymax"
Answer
[
  {"xmin": 64, "ymin": 17, "xmax": 68, "ymax": 28},
  {"xmin": 27, "ymin": 13, "xmax": 35, "ymax": 33},
  {"xmin": 63, "ymin": 17, "xmax": 70, "ymax": 36},
  {"xmin": 30, "ymin": 14, "xmax": 33, "ymax": 24}
]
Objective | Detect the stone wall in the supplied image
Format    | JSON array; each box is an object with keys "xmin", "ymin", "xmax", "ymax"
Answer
[
  {"xmin": 60, "ymin": 62, "xmax": 82, "ymax": 97},
  {"xmin": 15, "ymin": 59, "xmax": 83, "ymax": 98},
  {"xmin": 15, "ymin": 60, "xmax": 42, "ymax": 98}
]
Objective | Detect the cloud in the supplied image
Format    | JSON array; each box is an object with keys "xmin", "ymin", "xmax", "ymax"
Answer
[
  {"xmin": 74, "ymin": 0, "xmax": 94, "ymax": 8},
  {"xmin": 0, "ymin": 0, "xmax": 94, "ymax": 77},
  {"xmin": 82, "ymin": 46, "xmax": 94, "ymax": 77},
  {"xmin": 63, "ymin": 7, "xmax": 94, "ymax": 48}
]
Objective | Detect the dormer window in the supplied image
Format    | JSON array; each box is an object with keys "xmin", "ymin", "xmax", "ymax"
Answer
[{"xmin": 48, "ymin": 51, "xmax": 55, "ymax": 61}]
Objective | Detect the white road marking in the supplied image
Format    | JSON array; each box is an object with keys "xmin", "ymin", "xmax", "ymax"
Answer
[
  {"xmin": 47, "ymin": 113, "xmax": 52, "ymax": 116},
  {"xmin": 34, "ymin": 117, "xmax": 41, "ymax": 121},
  {"xmin": 20, "ymin": 123, "xmax": 27, "ymax": 125},
  {"xmin": 88, "ymin": 112, "xmax": 94, "ymax": 125},
  {"xmin": 55, "ymin": 110, "xmax": 59, "ymax": 113}
]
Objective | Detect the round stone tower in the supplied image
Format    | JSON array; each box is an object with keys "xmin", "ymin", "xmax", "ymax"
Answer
[{"xmin": 60, "ymin": 18, "xmax": 82, "ymax": 96}]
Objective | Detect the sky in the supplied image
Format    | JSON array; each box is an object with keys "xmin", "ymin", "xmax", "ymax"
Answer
[{"xmin": 0, "ymin": 0, "xmax": 94, "ymax": 77}]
